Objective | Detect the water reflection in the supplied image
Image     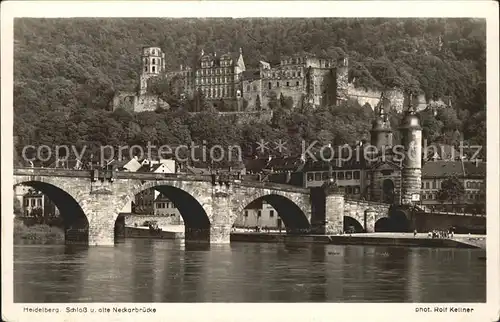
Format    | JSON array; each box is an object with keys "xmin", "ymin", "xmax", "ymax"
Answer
[{"xmin": 14, "ymin": 240, "xmax": 486, "ymax": 303}]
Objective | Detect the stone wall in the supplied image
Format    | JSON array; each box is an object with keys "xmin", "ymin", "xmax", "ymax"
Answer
[
  {"xmin": 111, "ymin": 91, "xmax": 136, "ymax": 112},
  {"xmin": 260, "ymin": 78, "xmax": 306, "ymax": 110},
  {"xmin": 370, "ymin": 169, "xmax": 402, "ymax": 204},
  {"xmin": 134, "ymin": 94, "xmax": 169, "ymax": 112},
  {"xmin": 111, "ymin": 92, "xmax": 169, "ymax": 113},
  {"xmin": 335, "ymin": 66, "xmax": 349, "ymax": 102},
  {"xmin": 412, "ymin": 212, "xmax": 486, "ymax": 234}
]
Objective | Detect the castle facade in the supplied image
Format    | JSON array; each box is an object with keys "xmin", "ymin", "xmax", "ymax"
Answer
[{"xmin": 112, "ymin": 46, "xmax": 450, "ymax": 113}]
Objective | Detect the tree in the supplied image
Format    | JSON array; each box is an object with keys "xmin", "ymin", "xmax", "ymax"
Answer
[
  {"xmin": 14, "ymin": 197, "xmax": 22, "ymax": 216},
  {"xmin": 437, "ymin": 175, "xmax": 465, "ymax": 213}
]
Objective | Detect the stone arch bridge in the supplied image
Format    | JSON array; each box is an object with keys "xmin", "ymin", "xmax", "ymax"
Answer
[{"xmin": 13, "ymin": 168, "xmax": 390, "ymax": 245}]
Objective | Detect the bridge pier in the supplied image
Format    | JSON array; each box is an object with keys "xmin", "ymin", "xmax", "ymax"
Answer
[
  {"xmin": 310, "ymin": 187, "xmax": 344, "ymax": 235},
  {"xmin": 85, "ymin": 192, "xmax": 122, "ymax": 246},
  {"xmin": 364, "ymin": 209, "xmax": 377, "ymax": 233}
]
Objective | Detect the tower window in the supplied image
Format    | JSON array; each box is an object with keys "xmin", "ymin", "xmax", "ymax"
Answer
[
  {"xmin": 296, "ymin": 81, "xmax": 300, "ymax": 86},
  {"xmin": 286, "ymin": 82, "xmax": 290, "ymax": 87},
  {"xmin": 152, "ymin": 58, "xmax": 156, "ymax": 64},
  {"xmin": 277, "ymin": 82, "xmax": 280, "ymax": 87},
  {"xmin": 145, "ymin": 66, "xmax": 148, "ymax": 72},
  {"xmin": 257, "ymin": 211, "xmax": 262, "ymax": 217},
  {"xmin": 268, "ymin": 82, "xmax": 272, "ymax": 89},
  {"xmin": 152, "ymin": 66, "xmax": 156, "ymax": 73}
]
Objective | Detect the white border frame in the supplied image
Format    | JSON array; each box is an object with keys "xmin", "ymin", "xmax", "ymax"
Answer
[{"xmin": 2, "ymin": 2, "xmax": 499, "ymax": 321}]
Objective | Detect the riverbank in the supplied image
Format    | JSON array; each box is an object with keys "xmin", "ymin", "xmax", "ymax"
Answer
[
  {"xmin": 14, "ymin": 219, "xmax": 65, "ymax": 245},
  {"xmin": 230, "ymin": 232, "xmax": 486, "ymax": 249}
]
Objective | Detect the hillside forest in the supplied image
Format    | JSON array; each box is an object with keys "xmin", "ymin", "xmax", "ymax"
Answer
[{"xmin": 13, "ymin": 18, "xmax": 486, "ymax": 165}]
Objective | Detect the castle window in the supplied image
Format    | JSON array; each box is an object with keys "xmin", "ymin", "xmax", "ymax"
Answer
[
  {"xmin": 298, "ymin": 71, "xmax": 301, "ymax": 77},
  {"xmin": 345, "ymin": 171, "xmax": 352, "ymax": 180},
  {"xmin": 353, "ymin": 171, "xmax": 360, "ymax": 179},
  {"xmin": 247, "ymin": 85, "xmax": 251, "ymax": 92},
  {"xmin": 292, "ymin": 72, "xmax": 296, "ymax": 77},
  {"xmin": 296, "ymin": 81, "xmax": 300, "ymax": 86},
  {"xmin": 268, "ymin": 82, "xmax": 272, "ymax": 89},
  {"xmin": 152, "ymin": 58, "xmax": 156, "ymax": 64},
  {"xmin": 277, "ymin": 82, "xmax": 280, "ymax": 87},
  {"xmin": 270, "ymin": 210, "xmax": 274, "ymax": 218},
  {"xmin": 338, "ymin": 172, "xmax": 345, "ymax": 180},
  {"xmin": 307, "ymin": 173, "xmax": 313, "ymax": 181},
  {"xmin": 326, "ymin": 62, "xmax": 329, "ymax": 68},
  {"xmin": 152, "ymin": 66, "xmax": 156, "ymax": 73},
  {"xmin": 145, "ymin": 66, "xmax": 148, "ymax": 72},
  {"xmin": 286, "ymin": 82, "xmax": 290, "ymax": 87}
]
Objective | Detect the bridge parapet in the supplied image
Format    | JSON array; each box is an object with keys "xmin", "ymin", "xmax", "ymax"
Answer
[{"xmin": 343, "ymin": 199, "xmax": 390, "ymax": 232}]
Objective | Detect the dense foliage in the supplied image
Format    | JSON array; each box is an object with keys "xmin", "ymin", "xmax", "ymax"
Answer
[{"xmin": 14, "ymin": 18, "xmax": 486, "ymax": 162}]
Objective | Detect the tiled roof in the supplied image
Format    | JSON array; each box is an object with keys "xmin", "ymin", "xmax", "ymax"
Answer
[
  {"xmin": 137, "ymin": 165, "xmax": 152, "ymax": 172},
  {"xmin": 422, "ymin": 160, "xmax": 486, "ymax": 178}
]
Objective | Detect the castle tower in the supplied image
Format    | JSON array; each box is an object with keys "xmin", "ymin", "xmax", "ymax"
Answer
[
  {"xmin": 399, "ymin": 93, "xmax": 422, "ymax": 205},
  {"xmin": 140, "ymin": 46, "xmax": 165, "ymax": 95},
  {"xmin": 335, "ymin": 56, "xmax": 349, "ymax": 105},
  {"xmin": 370, "ymin": 95, "xmax": 393, "ymax": 151}
]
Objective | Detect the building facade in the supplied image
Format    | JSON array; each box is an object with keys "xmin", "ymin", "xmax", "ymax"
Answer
[
  {"xmin": 15, "ymin": 185, "xmax": 60, "ymax": 219},
  {"xmin": 153, "ymin": 193, "xmax": 184, "ymax": 225},
  {"xmin": 233, "ymin": 200, "xmax": 282, "ymax": 230}
]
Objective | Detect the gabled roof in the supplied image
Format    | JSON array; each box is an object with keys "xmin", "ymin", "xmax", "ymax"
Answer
[
  {"xmin": 421, "ymin": 160, "xmax": 486, "ymax": 178},
  {"xmin": 370, "ymin": 160, "xmax": 403, "ymax": 171}
]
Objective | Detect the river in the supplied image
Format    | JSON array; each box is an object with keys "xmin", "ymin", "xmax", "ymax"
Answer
[{"xmin": 14, "ymin": 239, "xmax": 486, "ymax": 302}]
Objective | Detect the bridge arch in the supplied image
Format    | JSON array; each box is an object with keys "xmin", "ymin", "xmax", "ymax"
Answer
[
  {"xmin": 343, "ymin": 216, "xmax": 364, "ymax": 233},
  {"xmin": 13, "ymin": 178, "xmax": 89, "ymax": 243},
  {"xmin": 124, "ymin": 180, "xmax": 213, "ymax": 229},
  {"xmin": 374, "ymin": 217, "xmax": 391, "ymax": 232},
  {"xmin": 233, "ymin": 189, "xmax": 311, "ymax": 233}
]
